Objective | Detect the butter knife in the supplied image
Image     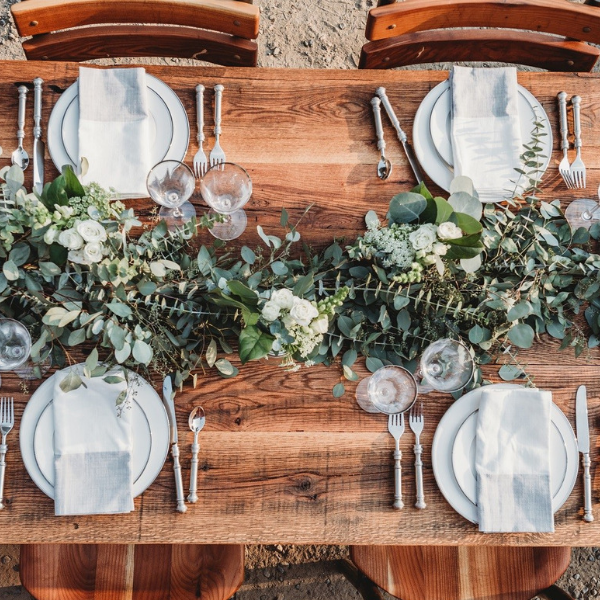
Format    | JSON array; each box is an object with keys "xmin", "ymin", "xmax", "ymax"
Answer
[
  {"xmin": 162, "ymin": 376, "xmax": 187, "ymax": 513},
  {"xmin": 33, "ymin": 78, "xmax": 44, "ymax": 195},
  {"xmin": 375, "ymin": 86, "xmax": 425, "ymax": 184},
  {"xmin": 576, "ymin": 385, "xmax": 594, "ymax": 522}
]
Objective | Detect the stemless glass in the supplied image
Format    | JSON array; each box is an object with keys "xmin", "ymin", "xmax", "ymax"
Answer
[
  {"xmin": 356, "ymin": 365, "xmax": 418, "ymax": 415},
  {"xmin": 0, "ymin": 318, "xmax": 32, "ymax": 387},
  {"xmin": 200, "ymin": 162, "xmax": 252, "ymax": 240},
  {"xmin": 565, "ymin": 185, "xmax": 600, "ymax": 231},
  {"xmin": 147, "ymin": 160, "xmax": 196, "ymax": 231},
  {"xmin": 418, "ymin": 338, "xmax": 474, "ymax": 393}
]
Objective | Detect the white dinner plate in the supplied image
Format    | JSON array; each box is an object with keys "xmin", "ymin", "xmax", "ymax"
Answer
[
  {"xmin": 414, "ymin": 80, "xmax": 553, "ymax": 197},
  {"xmin": 48, "ymin": 74, "xmax": 189, "ymax": 173},
  {"xmin": 432, "ymin": 384, "xmax": 578, "ymax": 524},
  {"xmin": 20, "ymin": 365, "xmax": 170, "ymax": 499}
]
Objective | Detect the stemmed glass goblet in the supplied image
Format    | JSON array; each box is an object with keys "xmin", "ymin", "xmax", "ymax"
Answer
[
  {"xmin": 200, "ymin": 162, "xmax": 252, "ymax": 240},
  {"xmin": 147, "ymin": 160, "xmax": 196, "ymax": 231},
  {"xmin": 356, "ymin": 365, "xmax": 418, "ymax": 414},
  {"xmin": 0, "ymin": 318, "xmax": 32, "ymax": 387},
  {"xmin": 565, "ymin": 185, "xmax": 600, "ymax": 231}
]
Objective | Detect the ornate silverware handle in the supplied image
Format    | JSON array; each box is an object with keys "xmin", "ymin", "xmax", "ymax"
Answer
[
  {"xmin": 557, "ymin": 91, "xmax": 569, "ymax": 152},
  {"xmin": 187, "ymin": 436, "xmax": 199, "ymax": 503},
  {"xmin": 583, "ymin": 452, "xmax": 594, "ymax": 522},
  {"xmin": 33, "ymin": 78, "xmax": 43, "ymax": 140},
  {"xmin": 375, "ymin": 86, "xmax": 407, "ymax": 143},
  {"xmin": 172, "ymin": 443, "xmax": 187, "ymax": 513},
  {"xmin": 196, "ymin": 84, "xmax": 205, "ymax": 145},
  {"xmin": 0, "ymin": 441, "xmax": 7, "ymax": 510},
  {"xmin": 414, "ymin": 443, "xmax": 426, "ymax": 509},
  {"xmin": 370, "ymin": 97, "xmax": 386, "ymax": 153},
  {"xmin": 573, "ymin": 95, "xmax": 582, "ymax": 150},
  {"xmin": 393, "ymin": 447, "xmax": 403, "ymax": 510},
  {"xmin": 17, "ymin": 85, "xmax": 28, "ymax": 146},
  {"xmin": 214, "ymin": 84, "xmax": 224, "ymax": 138}
]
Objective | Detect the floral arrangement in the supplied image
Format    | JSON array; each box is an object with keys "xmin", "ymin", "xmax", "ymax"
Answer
[{"xmin": 1, "ymin": 154, "xmax": 600, "ymax": 395}]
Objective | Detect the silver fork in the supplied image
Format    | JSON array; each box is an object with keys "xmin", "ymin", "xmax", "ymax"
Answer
[
  {"xmin": 557, "ymin": 92, "xmax": 573, "ymax": 189},
  {"xmin": 570, "ymin": 95, "xmax": 586, "ymax": 189},
  {"xmin": 388, "ymin": 413, "xmax": 405, "ymax": 510},
  {"xmin": 0, "ymin": 397, "xmax": 14, "ymax": 510},
  {"xmin": 193, "ymin": 84, "xmax": 208, "ymax": 178},
  {"xmin": 209, "ymin": 84, "xmax": 226, "ymax": 167},
  {"xmin": 409, "ymin": 402, "xmax": 426, "ymax": 509}
]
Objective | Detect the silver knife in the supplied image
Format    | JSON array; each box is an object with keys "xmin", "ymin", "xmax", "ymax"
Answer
[
  {"xmin": 33, "ymin": 78, "xmax": 44, "ymax": 195},
  {"xmin": 162, "ymin": 376, "xmax": 187, "ymax": 513},
  {"xmin": 375, "ymin": 86, "xmax": 425, "ymax": 184},
  {"xmin": 576, "ymin": 385, "xmax": 594, "ymax": 522}
]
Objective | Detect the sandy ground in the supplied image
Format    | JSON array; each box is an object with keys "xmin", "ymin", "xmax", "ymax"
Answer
[{"xmin": 0, "ymin": 0, "xmax": 598, "ymax": 597}]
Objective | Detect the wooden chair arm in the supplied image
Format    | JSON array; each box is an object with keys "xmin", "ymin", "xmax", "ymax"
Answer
[{"xmin": 337, "ymin": 559, "xmax": 384, "ymax": 600}]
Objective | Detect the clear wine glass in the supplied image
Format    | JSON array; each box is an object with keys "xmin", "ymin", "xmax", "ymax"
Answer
[
  {"xmin": 418, "ymin": 338, "xmax": 474, "ymax": 393},
  {"xmin": 200, "ymin": 162, "xmax": 252, "ymax": 240},
  {"xmin": 147, "ymin": 160, "xmax": 196, "ymax": 231},
  {"xmin": 0, "ymin": 318, "xmax": 32, "ymax": 387},
  {"xmin": 565, "ymin": 185, "xmax": 600, "ymax": 231},
  {"xmin": 356, "ymin": 365, "xmax": 418, "ymax": 414}
]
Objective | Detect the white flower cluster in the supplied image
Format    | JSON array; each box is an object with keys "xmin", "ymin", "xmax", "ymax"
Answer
[
  {"xmin": 46, "ymin": 217, "xmax": 108, "ymax": 265},
  {"xmin": 358, "ymin": 219, "xmax": 463, "ymax": 278},
  {"xmin": 261, "ymin": 288, "xmax": 329, "ymax": 359}
]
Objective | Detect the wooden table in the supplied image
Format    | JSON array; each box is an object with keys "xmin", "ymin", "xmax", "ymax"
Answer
[{"xmin": 1, "ymin": 61, "xmax": 599, "ymax": 545}]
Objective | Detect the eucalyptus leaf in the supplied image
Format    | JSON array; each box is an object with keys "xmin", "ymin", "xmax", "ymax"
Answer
[
  {"xmin": 332, "ymin": 382, "xmax": 345, "ymax": 397},
  {"xmin": 387, "ymin": 192, "xmax": 426, "ymax": 224},
  {"xmin": 507, "ymin": 323, "xmax": 535, "ymax": 348}
]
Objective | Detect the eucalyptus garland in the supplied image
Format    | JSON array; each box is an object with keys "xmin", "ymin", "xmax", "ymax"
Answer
[{"xmin": 1, "ymin": 151, "xmax": 599, "ymax": 395}]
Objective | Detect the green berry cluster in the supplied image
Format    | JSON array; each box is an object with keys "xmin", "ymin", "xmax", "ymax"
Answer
[
  {"xmin": 318, "ymin": 286, "xmax": 349, "ymax": 316},
  {"xmin": 391, "ymin": 262, "xmax": 423, "ymax": 284}
]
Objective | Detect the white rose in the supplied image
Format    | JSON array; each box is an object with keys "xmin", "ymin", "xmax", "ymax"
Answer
[
  {"xmin": 68, "ymin": 249, "xmax": 88, "ymax": 265},
  {"xmin": 311, "ymin": 315, "xmax": 329, "ymax": 334},
  {"xmin": 261, "ymin": 300, "xmax": 281, "ymax": 322},
  {"xmin": 409, "ymin": 224, "xmax": 438, "ymax": 252},
  {"xmin": 44, "ymin": 226, "xmax": 59, "ymax": 245},
  {"xmin": 437, "ymin": 221, "xmax": 463, "ymax": 241},
  {"xmin": 433, "ymin": 242, "xmax": 448, "ymax": 256},
  {"xmin": 58, "ymin": 228, "xmax": 84, "ymax": 250},
  {"xmin": 271, "ymin": 288, "xmax": 294, "ymax": 310},
  {"xmin": 77, "ymin": 219, "xmax": 107, "ymax": 243},
  {"xmin": 82, "ymin": 242, "xmax": 103, "ymax": 263},
  {"xmin": 289, "ymin": 298, "xmax": 319, "ymax": 327}
]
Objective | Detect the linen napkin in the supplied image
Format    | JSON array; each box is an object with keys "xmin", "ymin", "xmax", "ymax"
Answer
[
  {"xmin": 53, "ymin": 369, "xmax": 134, "ymax": 516},
  {"xmin": 475, "ymin": 387, "xmax": 553, "ymax": 532},
  {"xmin": 78, "ymin": 66, "xmax": 151, "ymax": 198},
  {"xmin": 450, "ymin": 66, "xmax": 523, "ymax": 202}
]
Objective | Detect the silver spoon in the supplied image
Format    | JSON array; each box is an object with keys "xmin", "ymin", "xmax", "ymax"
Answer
[
  {"xmin": 371, "ymin": 96, "xmax": 392, "ymax": 180},
  {"xmin": 187, "ymin": 406, "xmax": 205, "ymax": 503},
  {"xmin": 12, "ymin": 86, "xmax": 29, "ymax": 170}
]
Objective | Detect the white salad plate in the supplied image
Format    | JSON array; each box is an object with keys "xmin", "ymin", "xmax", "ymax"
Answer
[
  {"xmin": 432, "ymin": 383, "xmax": 578, "ymax": 524},
  {"xmin": 20, "ymin": 365, "xmax": 170, "ymax": 499},
  {"xmin": 48, "ymin": 74, "xmax": 189, "ymax": 173},
  {"xmin": 413, "ymin": 80, "xmax": 553, "ymax": 197}
]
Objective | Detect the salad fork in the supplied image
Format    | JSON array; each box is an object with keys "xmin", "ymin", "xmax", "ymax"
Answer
[
  {"xmin": 388, "ymin": 413, "xmax": 405, "ymax": 510},
  {"xmin": 409, "ymin": 402, "xmax": 426, "ymax": 509},
  {"xmin": 0, "ymin": 397, "xmax": 14, "ymax": 509},
  {"xmin": 557, "ymin": 92, "xmax": 573, "ymax": 189},
  {"xmin": 570, "ymin": 95, "xmax": 586, "ymax": 189},
  {"xmin": 193, "ymin": 84, "xmax": 208, "ymax": 178},
  {"xmin": 209, "ymin": 84, "xmax": 226, "ymax": 167}
]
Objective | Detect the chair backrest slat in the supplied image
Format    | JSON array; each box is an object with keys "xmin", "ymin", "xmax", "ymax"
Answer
[{"xmin": 12, "ymin": 0, "xmax": 260, "ymax": 40}]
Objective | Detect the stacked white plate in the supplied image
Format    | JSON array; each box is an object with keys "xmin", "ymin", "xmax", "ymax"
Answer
[
  {"xmin": 20, "ymin": 365, "xmax": 170, "ymax": 499},
  {"xmin": 48, "ymin": 74, "xmax": 189, "ymax": 172},
  {"xmin": 432, "ymin": 383, "xmax": 578, "ymax": 523},
  {"xmin": 413, "ymin": 81, "xmax": 553, "ymax": 197}
]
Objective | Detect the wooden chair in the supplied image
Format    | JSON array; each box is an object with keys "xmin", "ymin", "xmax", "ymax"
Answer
[
  {"xmin": 346, "ymin": 546, "xmax": 574, "ymax": 600},
  {"xmin": 10, "ymin": 0, "xmax": 260, "ymax": 66},
  {"xmin": 359, "ymin": 0, "xmax": 600, "ymax": 71},
  {"xmin": 20, "ymin": 544, "xmax": 245, "ymax": 600}
]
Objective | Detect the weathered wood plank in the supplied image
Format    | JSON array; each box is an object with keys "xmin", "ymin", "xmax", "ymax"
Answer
[{"xmin": 0, "ymin": 62, "xmax": 598, "ymax": 544}]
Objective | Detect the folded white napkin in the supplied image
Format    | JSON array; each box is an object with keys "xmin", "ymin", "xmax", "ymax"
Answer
[
  {"xmin": 450, "ymin": 66, "xmax": 523, "ymax": 203},
  {"xmin": 78, "ymin": 66, "xmax": 151, "ymax": 198},
  {"xmin": 53, "ymin": 369, "xmax": 134, "ymax": 516},
  {"xmin": 475, "ymin": 387, "xmax": 553, "ymax": 532}
]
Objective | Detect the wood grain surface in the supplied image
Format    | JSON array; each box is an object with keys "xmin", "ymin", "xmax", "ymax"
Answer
[
  {"xmin": 0, "ymin": 62, "xmax": 599, "ymax": 544},
  {"xmin": 350, "ymin": 546, "xmax": 572, "ymax": 600},
  {"xmin": 20, "ymin": 544, "xmax": 244, "ymax": 600}
]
